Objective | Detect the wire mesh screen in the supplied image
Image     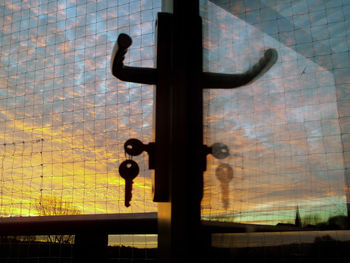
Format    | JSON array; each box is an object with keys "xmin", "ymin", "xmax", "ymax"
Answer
[
  {"xmin": 0, "ymin": 0, "xmax": 160, "ymax": 217},
  {"xmin": 201, "ymin": 0, "xmax": 350, "ymax": 228}
]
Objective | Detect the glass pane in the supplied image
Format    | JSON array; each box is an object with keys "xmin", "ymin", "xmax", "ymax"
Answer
[
  {"xmin": 201, "ymin": 0, "xmax": 349, "ymax": 230},
  {"xmin": 0, "ymin": 0, "xmax": 161, "ymax": 217}
]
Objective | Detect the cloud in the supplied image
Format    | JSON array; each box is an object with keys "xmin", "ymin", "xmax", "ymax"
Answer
[
  {"xmin": 0, "ymin": 1, "xmax": 159, "ymax": 216},
  {"xmin": 202, "ymin": 1, "xmax": 347, "ymax": 224}
]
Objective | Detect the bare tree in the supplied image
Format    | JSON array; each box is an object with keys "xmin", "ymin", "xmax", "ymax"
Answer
[
  {"xmin": 35, "ymin": 196, "xmax": 80, "ymax": 244},
  {"xmin": 301, "ymin": 213, "xmax": 322, "ymax": 227}
]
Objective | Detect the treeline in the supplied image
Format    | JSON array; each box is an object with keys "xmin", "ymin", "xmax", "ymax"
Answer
[
  {"xmin": 0, "ymin": 237, "xmax": 158, "ymax": 263},
  {"xmin": 302, "ymin": 215, "xmax": 348, "ymax": 230}
]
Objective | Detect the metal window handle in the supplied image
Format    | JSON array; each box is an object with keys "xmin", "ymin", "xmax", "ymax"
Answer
[
  {"xmin": 110, "ymin": 33, "xmax": 157, "ymax": 85},
  {"xmin": 201, "ymin": 48, "xmax": 278, "ymax": 89},
  {"xmin": 111, "ymin": 33, "xmax": 277, "ymax": 88},
  {"xmin": 111, "ymin": 14, "xmax": 278, "ymax": 205}
]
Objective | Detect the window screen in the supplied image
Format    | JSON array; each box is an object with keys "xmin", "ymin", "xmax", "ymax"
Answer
[
  {"xmin": 201, "ymin": 0, "xmax": 349, "ymax": 228},
  {"xmin": 0, "ymin": 0, "xmax": 160, "ymax": 217}
]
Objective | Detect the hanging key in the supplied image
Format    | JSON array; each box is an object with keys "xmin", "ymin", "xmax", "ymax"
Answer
[
  {"xmin": 211, "ymin": 143, "xmax": 230, "ymax": 159},
  {"xmin": 124, "ymin": 138, "xmax": 155, "ymax": 169},
  {"xmin": 124, "ymin": 138, "xmax": 145, "ymax": 156},
  {"xmin": 203, "ymin": 143, "xmax": 230, "ymax": 171},
  {"xmin": 203, "ymin": 143, "xmax": 230, "ymax": 160},
  {"xmin": 119, "ymin": 159, "xmax": 140, "ymax": 207},
  {"xmin": 215, "ymin": 163, "xmax": 233, "ymax": 210}
]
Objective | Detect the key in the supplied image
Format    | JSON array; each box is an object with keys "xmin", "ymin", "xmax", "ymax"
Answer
[
  {"xmin": 119, "ymin": 160, "xmax": 139, "ymax": 207},
  {"xmin": 124, "ymin": 139, "xmax": 155, "ymax": 169},
  {"xmin": 211, "ymin": 143, "xmax": 230, "ymax": 159},
  {"xmin": 215, "ymin": 163, "xmax": 233, "ymax": 210},
  {"xmin": 124, "ymin": 138, "xmax": 145, "ymax": 156}
]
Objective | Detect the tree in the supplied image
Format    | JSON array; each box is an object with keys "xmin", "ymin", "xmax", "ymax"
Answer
[
  {"xmin": 301, "ymin": 213, "xmax": 322, "ymax": 227},
  {"xmin": 35, "ymin": 196, "xmax": 81, "ymax": 244},
  {"xmin": 36, "ymin": 196, "xmax": 80, "ymax": 216}
]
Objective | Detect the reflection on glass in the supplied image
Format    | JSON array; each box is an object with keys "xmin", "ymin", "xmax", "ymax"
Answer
[
  {"xmin": 107, "ymin": 234, "xmax": 158, "ymax": 261},
  {"xmin": 211, "ymin": 230, "xmax": 350, "ymax": 261},
  {"xmin": 108, "ymin": 234, "xmax": 157, "ymax": 249},
  {"xmin": 201, "ymin": 0, "xmax": 350, "ymax": 228},
  {"xmin": 215, "ymin": 163, "xmax": 233, "ymax": 210}
]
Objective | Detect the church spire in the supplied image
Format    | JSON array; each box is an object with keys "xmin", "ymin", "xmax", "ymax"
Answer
[{"xmin": 295, "ymin": 205, "xmax": 301, "ymax": 227}]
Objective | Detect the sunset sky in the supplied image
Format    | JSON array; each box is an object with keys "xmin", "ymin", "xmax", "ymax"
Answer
[
  {"xmin": 201, "ymin": 0, "xmax": 348, "ymax": 224},
  {"xmin": 0, "ymin": 0, "xmax": 160, "ymax": 216},
  {"xmin": 0, "ymin": 0, "xmax": 349, "ymax": 226}
]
